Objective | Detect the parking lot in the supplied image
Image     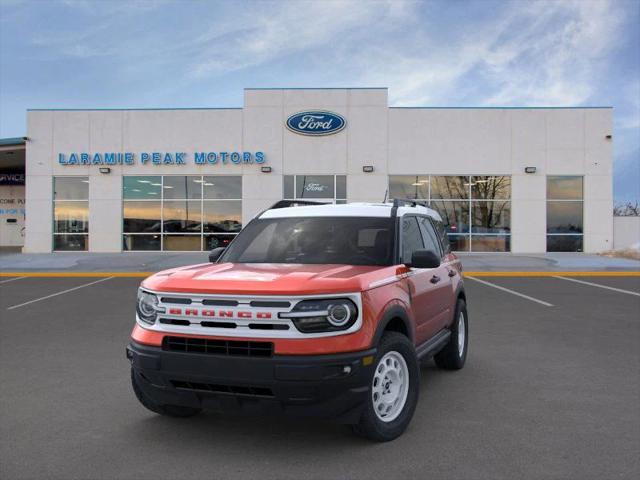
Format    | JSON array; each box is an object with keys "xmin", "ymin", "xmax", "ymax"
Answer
[{"xmin": 1, "ymin": 273, "xmax": 639, "ymax": 480}]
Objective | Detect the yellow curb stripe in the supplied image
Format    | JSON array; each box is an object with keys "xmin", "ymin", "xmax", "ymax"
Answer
[
  {"xmin": 463, "ymin": 271, "xmax": 640, "ymax": 277},
  {"xmin": 0, "ymin": 271, "xmax": 638, "ymax": 278}
]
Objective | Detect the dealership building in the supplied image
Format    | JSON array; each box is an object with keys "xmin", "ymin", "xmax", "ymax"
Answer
[{"xmin": 0, "ymin": 88, "xmax": 614, "ymax": 253}]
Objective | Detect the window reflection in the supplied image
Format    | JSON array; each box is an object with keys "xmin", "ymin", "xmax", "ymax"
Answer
[
  {"xmin": 547, "ymin": 202, "xmax": 583, "ymax": 233},
  {"xmin": 430, "ymin": 200, "xmax": 469, "ymax": 234},
  {"xmin": 547, "ymin": 176, "xmax": 583, "ymax": 200},
  {"xmin": 163, "ymin": 235, "xmax": 202, "ymax": 251},
  {"xmin": 471, "ymin": 176, "xmax": 510, "ymax": 200},
  {"xmin": 472, "ymin": 201, "xmax": 510, "ymax": 233},
  {"xmin": 283, "ymin": 176, "xmax": 294, "ymax": 199},
  {"xmin": 123, "ymin": 235, "xmax": 160, "ymax": 251},
  {"xmin": 54, "ymin": 234, "xmax": 87, "ymax": 251},
  {"xmin": 389, "ymin": 174, "xmax": 512, "ymax": 252},
  {"xmin": 389, "ymin": 176, "xmax": 429, "ymax": 200},
  {"xmin": 547, "ymin": 235, "xmax": 583, "ymax": 252},
  {"xmin": 123, "ymin": 176, "xmax": 161, "ymax": 199},
  {"xmin": 54, "ymin": 177, "xmax": 89, "ymax": 200},
  {"xmin": 162, "ymin": 200, "xmax": 202, "ymax": 233},
  {"xmin": 123, "ymin": 201, "xmax": 161, "ymax": 232},
  {"xmin": 203, "ymin": 176, "xmax": 242, "ymax": 199},
  {"xmin": 204, "ymin": 234, "xmax": 236, "ymax": 250},
  {"xmin": 472, "ymin": 235, "xmax": 510, "ymax": 252},
  {"xmin": 54, "ymin": 201, "xmax": 89, "ymax": 233},
  {"xmin": 336, "ymin": 175, "xmax": 347, "ymax": 199},
  {"xmin": 203, "ymin": 201, "xmax": 242, "ymax": 233},
  {"xmin": 448, "ymin": 235, "xmax": 470, "ymax": 252},
  {"xmin": 122, "ymin": 176, "xmax": 242, "ymax": 251},
  {"xmin": 162, "ymin": 176, "xmax": 202, "ymax": 199},
  {"xmin": 431, "ymin": 176, "xmax": 469, "ymax": 199}
]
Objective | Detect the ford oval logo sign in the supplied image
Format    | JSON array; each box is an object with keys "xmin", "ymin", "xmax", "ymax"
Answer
[{"xmin": 286, "ymin": 111, "xmax": 346, "ymax": 136}]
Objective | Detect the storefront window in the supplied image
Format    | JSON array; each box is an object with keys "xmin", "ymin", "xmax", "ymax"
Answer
[
  {"xmin": 123, "ymin": 201, "xmax": 161, "ymax": 232},
  {"xmin": 284, "ymin": 175, "xmax": 347, "ymax": 203},
  {"xmin": 390, "ymin": 175, "xmax": 511, "ymax": 251},
  {"xmin": 122, "ymin": 175, "xmax": 242, "ymax": 251},
  {"xmin": 388, "ymin": 175, "xmax": 429, "ymax": 200},
  {"xmin": 53, "ymin": 177, "xmax": 89, "ymax": 251},
  {"xmin": 123, "ymin": 176, "xmax": 161, "ymax": 199},
  {"xmin": 430, "ymin": 176, "xmax": 469, "ymax": 200},
  {"xmin": 203, "ymin": 201, "xmax": 242, "ymax": 233},
  {"xmin": 430, "ymin": 200, "xmax": 469, "ymax": 234},
  {"xmin": 546, "ymin": 176, "xmax": 583, "ymax": 252},
  {"xmin": 471, "ymin": 201, "xmax": 510, "ymax": 234}
]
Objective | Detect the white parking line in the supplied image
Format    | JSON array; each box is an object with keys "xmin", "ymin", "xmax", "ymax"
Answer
[
  {"xmin": 0, "ymin": 276, "xmax": 26, "ymax": 285},
  {"xmin": 6, "ymin": 277, "xmax": 114, "ymax": 310},
  {"xmin": 554, "ymin": 276, "xmax": 640, "ymax": 297},
  {"xmin": 465, "ymin": 276, "xmax": 554, "ymax": 307}
]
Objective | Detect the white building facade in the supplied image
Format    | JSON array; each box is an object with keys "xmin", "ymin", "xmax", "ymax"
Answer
[{"xmin": 23, "ymin": 88, "xmax": 613, "ymax": 253}]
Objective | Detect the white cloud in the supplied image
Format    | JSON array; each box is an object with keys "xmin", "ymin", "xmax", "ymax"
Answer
[
  {"xmin": 354, "ymin": 0, "xmax": 626, "ymax": 107},
  {"xmin": 188, "ymin": 0, "xmax": 412, "ymax": 79}
]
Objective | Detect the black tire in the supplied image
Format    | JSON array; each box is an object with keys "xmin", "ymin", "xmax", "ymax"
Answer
[
  {"xmin": 353, "ymin": 332, "xmax": 420, "ymax": 442},
  {"xmin": 434, "ymin": 298, "xmax": 468, "ymax": 370},
  {"xmin": 131, "ymin": 368, "xmax": 202, "ymax": 418}
]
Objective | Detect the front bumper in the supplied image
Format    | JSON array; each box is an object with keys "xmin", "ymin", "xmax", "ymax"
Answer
[{"xmin": 127, "ymin": 341, "xmax": 376, "ymax": 423}]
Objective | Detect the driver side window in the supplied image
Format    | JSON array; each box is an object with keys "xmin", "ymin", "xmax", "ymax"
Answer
[{"xmin": 401, "ymin": 216, "xmax": 424, "ymax": 264}]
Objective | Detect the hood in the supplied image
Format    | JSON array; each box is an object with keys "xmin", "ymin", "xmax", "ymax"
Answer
[{"xmin": 142, "ymin": 262, "xmax": 395, "ymax": 296}]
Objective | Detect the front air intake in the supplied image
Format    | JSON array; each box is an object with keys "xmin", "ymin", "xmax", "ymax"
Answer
[{"xmin": 162, "ymin": 336, "xmax": 273, "ymax": 357}]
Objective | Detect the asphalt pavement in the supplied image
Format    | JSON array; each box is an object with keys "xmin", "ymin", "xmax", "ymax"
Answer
[{"xmin": 0, "ymin": 275, "xmax": 639, "ymax": 480}]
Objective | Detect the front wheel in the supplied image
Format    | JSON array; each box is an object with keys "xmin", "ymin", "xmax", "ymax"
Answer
[
  {"xmin": 434, "ymin": 298, "xmax": 468, "ymax": 370},
  {"xmin": 353, "ymin": 332, "xmax": 420, "ymax": 442}
]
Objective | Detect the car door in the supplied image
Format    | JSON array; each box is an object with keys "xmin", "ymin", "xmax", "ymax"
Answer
[
  {"xmin": 400, "ymin": 215, "xmax": 442, "ymax": 345},
  {"xmin": 418, "ymin": 216, "xmax": 456, "ymax": 331}
]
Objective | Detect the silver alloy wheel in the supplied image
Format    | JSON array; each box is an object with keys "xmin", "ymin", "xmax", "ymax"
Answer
[
  {"xmin": 372, "ymin": 351, "xmax": 409, "ymax": 422},
  {"xmin": 457, "ymin": 311, "xmax": 466, "ymax": 357}
]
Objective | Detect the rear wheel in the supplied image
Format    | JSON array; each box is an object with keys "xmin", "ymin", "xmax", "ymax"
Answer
[
  {"xmin": 353, "ymin": 332, "xmax": 419, "ymax": 442},
  {"xmin": 434, "ymin": 298, "xmax": 468, "ymax": 370},
  {"xmin": 131, "ymin": 368, "xmax": 202, "ymax": 418}
]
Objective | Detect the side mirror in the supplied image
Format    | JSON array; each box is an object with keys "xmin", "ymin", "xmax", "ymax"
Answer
[
  {"xmin": 408, "ymin": 249, "xmax": 440, "ymax": 269},
  {"xmin": 208, "ymin": 247, "xmax": 226, "ymax": 263}
]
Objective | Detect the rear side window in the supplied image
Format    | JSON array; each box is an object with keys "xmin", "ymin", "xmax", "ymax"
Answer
[
  {"xmin": 401, "ymin": 216, "xmax": 424, "ymax": 264},
  {"xmin": 418, "ymin": 217, "xmax": 442, "ymax": 258},
  {"xmin": 432, "ymin": 219, "xmax": 451, "ymax": 254}
]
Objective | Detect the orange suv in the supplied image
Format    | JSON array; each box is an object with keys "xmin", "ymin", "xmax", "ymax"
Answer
[{"xmin": 127, "ymin": 199, "xmax": 468, "ymax": 441}]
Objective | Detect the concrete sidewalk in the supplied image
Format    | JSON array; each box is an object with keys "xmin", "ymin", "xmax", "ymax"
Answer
[{"xmin": 0, "ymin": 251, "xmax": 638, "ymax": 273}]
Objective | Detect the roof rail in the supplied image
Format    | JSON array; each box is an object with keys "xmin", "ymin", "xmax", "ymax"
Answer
[
  {"xmin": 392, "ymin": 198, "xmax": 429, "ymax": 208},
  {"xmin": 269, "ymin": 200, "xmax": 328, "ymax": 209}
]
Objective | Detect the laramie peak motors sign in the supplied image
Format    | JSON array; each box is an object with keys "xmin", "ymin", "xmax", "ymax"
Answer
[
  {"xmin": 57, "ymin": 151, "xmax": 265, "ymax": 166},
  {"xmin": 286, "ymin": 111, "xmax": 346, "ymax": 136}
]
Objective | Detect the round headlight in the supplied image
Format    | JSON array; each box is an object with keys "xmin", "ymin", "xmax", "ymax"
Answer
[
  {"xmin": 137, "ymin": 290, "xmax": 161, "ymax": 324},
  {"xmin": 327, "ymin": 303, "xmax": 353, "ymax": 327}
]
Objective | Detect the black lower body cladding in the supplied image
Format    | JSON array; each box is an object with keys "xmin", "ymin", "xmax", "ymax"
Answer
[{"xmin": 127, "ymin": 341, "xmax": 376, "ymax": 423}]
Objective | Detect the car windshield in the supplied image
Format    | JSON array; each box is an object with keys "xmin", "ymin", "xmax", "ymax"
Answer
[{"xmin": 220, "ymin": 216, "xmax": 394, "ymax": 266}]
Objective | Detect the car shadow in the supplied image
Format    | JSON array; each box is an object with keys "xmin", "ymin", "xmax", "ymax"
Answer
[{"xmin": 121, "ymin": 359, "xmax": 455, "ymax": 452}]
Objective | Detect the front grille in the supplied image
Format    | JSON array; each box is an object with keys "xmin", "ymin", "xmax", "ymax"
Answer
[
  {"xmin": 163, "ymin": 336, "xmax": 273, "ymax": 357},
  {"xmin": 171, "ymin": 380, "xmax": 274, "ymax": 397}
]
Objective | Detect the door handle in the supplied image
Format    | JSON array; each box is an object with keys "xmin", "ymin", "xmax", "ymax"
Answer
[
  {"xmin": 448, "ymin": 270, "xmax": 457, "ymax": 277},
  {"xmin": 430, "ymin": 275, "xmax": 441, "ymax": 284}
]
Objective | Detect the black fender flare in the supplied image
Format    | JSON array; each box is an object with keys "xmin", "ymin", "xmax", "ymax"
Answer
[{"xmin": 371, "ymin": 304, "xmax": 414, "ymax": 346}]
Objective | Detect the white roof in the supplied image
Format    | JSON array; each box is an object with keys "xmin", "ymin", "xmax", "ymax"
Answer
[{"xmin": 259, "ymin": 202, "xmax": 443, "ymax": 221}]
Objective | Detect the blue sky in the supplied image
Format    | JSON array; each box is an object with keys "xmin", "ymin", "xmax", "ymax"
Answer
[{"xmin": 1, "ymin": 0, "xmax": 638, "ymax": 203}]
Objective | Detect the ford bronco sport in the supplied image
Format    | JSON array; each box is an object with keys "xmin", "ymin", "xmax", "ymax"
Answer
[{"xmin": 127, "ymin": 199, "xmax": 468, "ymax": 441}]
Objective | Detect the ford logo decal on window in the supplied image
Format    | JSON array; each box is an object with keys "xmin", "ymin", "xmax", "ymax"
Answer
[{"xmin": 286, "ymin": 111, "xmax": 346, "ymax": 136}]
